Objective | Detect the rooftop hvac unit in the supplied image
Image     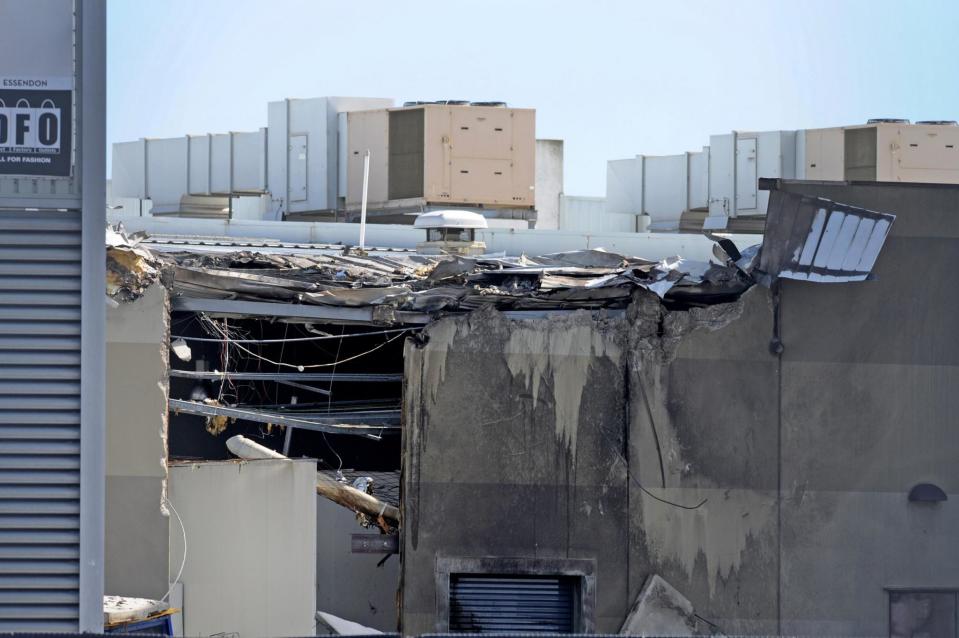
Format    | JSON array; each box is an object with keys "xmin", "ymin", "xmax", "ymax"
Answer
[
  {"xmin": 843, "ymin": 121, "xmax": 959, "ymax": 183},
  {"xmin": 916, "ymin": 120, "xmax": 958, "ymax": 126},
  {"xmin": 867, "ymin": 118, "xmax": 910, "ymax": 124},
  {"xmin": 707, "ymin": 130, "xmax": 797, "ymax": 221},
  {"xmin": 346, "ymin": 103, "xmax": 535, "ymax": 210}
]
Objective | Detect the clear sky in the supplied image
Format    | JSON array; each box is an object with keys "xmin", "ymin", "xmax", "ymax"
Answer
[{"xmin": 107, "ymin": 0, "xmax": 959, "ymax": 196}]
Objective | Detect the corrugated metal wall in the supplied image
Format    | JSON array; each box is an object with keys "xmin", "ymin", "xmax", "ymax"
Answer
[{"xmin": 0, "ymin": 209, "xmax": 83, "ymax": 631}]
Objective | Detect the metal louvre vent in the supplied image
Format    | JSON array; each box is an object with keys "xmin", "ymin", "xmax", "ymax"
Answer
[
  {"xmin": 0, "ymin": 210, "xmax": 82, "ymax": 632},
  {"xmin": 449, "ymin": 574, "xmax": 577, "ymax": 633}
]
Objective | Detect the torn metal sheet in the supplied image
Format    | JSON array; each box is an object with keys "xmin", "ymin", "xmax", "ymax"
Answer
[
  {"xmin": 113, "ymin": 224, "xmax": 766, "ymax": 319},
  {"xmin": 758, "ymin": 190, "xmax": 895, "ymax": 285},
  {"xmin": 533, "ymin": 248, "xmax": 628, "ymax": 268},
  {"xmin": 107, "ymin": 223, "xmax": 161, "ymax": 302}
]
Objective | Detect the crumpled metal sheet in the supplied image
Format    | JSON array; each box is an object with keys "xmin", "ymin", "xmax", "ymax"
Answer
[
  {"xmin": 758, "ymin": 190, "xmax": 895, "ymax": 284},
  {"xmin": 106, "ymin": 224, "xmax": 160, "ymax": 302},
  {"xmin": 122, "ymin": 228, "xmax": 763, "ymax": 313},
  {"xmin": 533, "ymin": 248, "xmax": 628, "ymax": 269}
]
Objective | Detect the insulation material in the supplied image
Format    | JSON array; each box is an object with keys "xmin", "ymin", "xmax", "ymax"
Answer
[{"xmin": 106, "ymin": 224, "xmax": 160, "ymax": 301}]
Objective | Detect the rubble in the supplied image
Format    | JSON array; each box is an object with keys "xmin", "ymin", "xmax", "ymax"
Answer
[
  {"xmin": 619, "ymin": 575, "xmax": 720, "ymax": 636},
  {"xmin": 106, "ymin": 224, "xmax": 161, "ymax": 301}
]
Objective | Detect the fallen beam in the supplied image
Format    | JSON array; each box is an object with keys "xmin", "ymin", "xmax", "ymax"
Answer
[
  {"xmin": 226, "ymin": 435, "xmax": 401, "ymax": 527},
  {"xmin": 168, "ymin": 398, "xmax": 399, "ymax": 439}
]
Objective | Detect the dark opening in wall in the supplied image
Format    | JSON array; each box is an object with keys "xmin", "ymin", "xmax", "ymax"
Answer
[{"xmin": 167, "ymin": 312, "xmax": 407, "ymax": 472}]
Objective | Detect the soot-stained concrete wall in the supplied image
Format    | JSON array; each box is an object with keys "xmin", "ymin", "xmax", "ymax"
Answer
[
  {"xmin": 626, "ymin": 286, "xmax": 779, "ymax": 636},
  {"xmin": 403, "ymin": 308, "xmax": 629, "ymax": 633},
  {"xmin": 402, "ymin": 181, "xmax": 959, "ymax": 636},
  {"xmin": 402, "ymin": 291, "xmax": 776, "ymax": 634}
]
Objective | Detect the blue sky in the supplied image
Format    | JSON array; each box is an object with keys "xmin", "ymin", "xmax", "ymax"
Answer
[{"xmin": 108, "ymin": 0, "xmax": 959, "ymax": 196}]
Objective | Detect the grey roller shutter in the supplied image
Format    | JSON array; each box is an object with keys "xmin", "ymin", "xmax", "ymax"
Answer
[
  {"xmin": 0, "ymin": 210, "xmax": 82, "ymax": 632},
  {"xmin": 449, "ymin": 574, "xmax": 576, "ymax": 633}
]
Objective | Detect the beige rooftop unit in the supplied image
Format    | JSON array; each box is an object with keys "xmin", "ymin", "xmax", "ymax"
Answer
[
  {"xmin": 346, "ymin": 103, "xmax": 536, "ymax": 210},
  {"xmin": 803, "ymin": 120, "xmax": 959, "ymax": 183}
]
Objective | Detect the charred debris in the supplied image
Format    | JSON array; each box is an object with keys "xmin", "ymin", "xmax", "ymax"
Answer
[{"xmin": 105, "ymin": 190, "xmax": 895, "ymax": 536}]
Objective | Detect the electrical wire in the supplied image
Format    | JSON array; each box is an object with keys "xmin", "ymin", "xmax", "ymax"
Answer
[
  {"xmin": 322, "ymin": 324, "xmax": 347, "ymax": 471},
  {"xmin": 205, "ymin": 320, "xmax": 411, "ymax": 370},
  {"xmin": 171, "ymin": 326, "xmax": 421, "ymax": 344},
  {"xmin": 160, "ymin": 494, "xmax": 187, "ymax": 604},
  {"xmin": 596, "ymin": 413, "xmax": 708, "ymax": 511}
]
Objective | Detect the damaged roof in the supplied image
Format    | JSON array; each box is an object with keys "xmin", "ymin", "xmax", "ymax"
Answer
[
  {"xmin": 108, "ymin": 227, "xmax": 756, "ymax": 318},
  {"xmin": 107, "ymin": 190, "xmax": 897, "ymax": 323}
]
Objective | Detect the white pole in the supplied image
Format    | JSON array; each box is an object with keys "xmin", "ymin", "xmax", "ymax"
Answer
[{"xmin": 359, "ymin": 149, "xmax": 370, "ymax": 250}]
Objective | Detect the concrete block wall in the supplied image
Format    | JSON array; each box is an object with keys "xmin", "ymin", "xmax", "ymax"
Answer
[{"xmin": 105, "ymin": 285, "xmax": 171, "ymax": 599}]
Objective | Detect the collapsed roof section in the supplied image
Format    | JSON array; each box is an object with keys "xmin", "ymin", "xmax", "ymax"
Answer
[
  {"xmin": 108, "ymin": 229, "xmax": 758, "ymax": 322},
  {"xmin": 106, "ymin": 188, "xmax": 897, "ymax": 325}
]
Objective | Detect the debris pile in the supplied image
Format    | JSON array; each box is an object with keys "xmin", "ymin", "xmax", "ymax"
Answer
[
  {"xmin": 127, "ymin": 235, "xmax": 760, "ymax": 315},
  {"xmin": 106, "ymin": 224, "xmax": 161, "ymax": 302}
]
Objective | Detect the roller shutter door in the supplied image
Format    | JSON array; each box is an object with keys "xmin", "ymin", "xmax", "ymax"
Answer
[
  {"xmin": 0, "ymin": 210, "xmax": 82, "ymax": 632},
  {"xmin": 449, "ymin": 574, "xmax": 576, "ymax": 633}
]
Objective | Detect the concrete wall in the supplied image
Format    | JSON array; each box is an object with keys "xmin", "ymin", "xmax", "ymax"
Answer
[
  {"xmin": 770, "ymin": 180, "xmax": 959, "ymax": 636},
  {"xmin": 401, "ymin": 180, "xmax": 959, "ymax": 636},
  {"xmin": 535, "ymin": 139, "xmax": 564, "ymax": 229},
  {"xmin": 316, "ymin": 496, "xmax": 399, "ymax": 631},
  {"xmin": 403, "ymin": 309, "xmax": 629, "ymax": 633},
  {"xmin": 168, "ymin": 459, "xmax": 317, "ymax": 638},
  {"xmin": 105, "ymin": 284, "xmax": 170, "ymax": 599},
  {"xmin": 626, "ymin": 287, "xmax": 779, "ymax": 635}
]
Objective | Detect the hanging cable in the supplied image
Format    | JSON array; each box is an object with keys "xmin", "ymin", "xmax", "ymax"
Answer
[
  {"xmin": 160, "ymin": 494, "xmax": 187, "ymax": 604},
  {"xmin": 204, "ymin": 319, "xmax": 410, "ymax": 370}
]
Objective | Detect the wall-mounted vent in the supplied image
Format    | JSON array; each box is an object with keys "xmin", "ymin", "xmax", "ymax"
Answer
[{"xmin": 449, "ymin": 574, "xmax": 578, "ymax": 633}]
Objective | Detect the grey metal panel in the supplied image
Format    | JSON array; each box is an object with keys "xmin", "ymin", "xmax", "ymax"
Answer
[
  {"xmin": 449, "ymin": 575, "xmax": 575, "ymax": 633},
  {"xmin": 0, "ymin": 207, "xmax": 84, "ymax": 629},
  {"xmin": 389, "ymin": 108, "xmax": 425, "ymax": 199}
]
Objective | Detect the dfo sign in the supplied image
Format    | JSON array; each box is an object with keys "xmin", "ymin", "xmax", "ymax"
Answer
[{"xmin": 0, "ymin": 77, "xmax": 72, "ymax": 177}]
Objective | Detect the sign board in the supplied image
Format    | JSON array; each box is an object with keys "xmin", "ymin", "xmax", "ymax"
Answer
[
  {"xmin": 351, "ymin": 533, "xmax": 399, "ymax": 554},
  {"xmin": 0, "ymin": 76, "xmax": 72, "ymax": 177}
]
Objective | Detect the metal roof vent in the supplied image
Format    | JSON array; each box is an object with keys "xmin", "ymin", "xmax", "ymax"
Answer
[
  {"xmin": 414, "ymin": 209, "xmax": 488, "ymax": 230},
  {"xmin": 916, "ymin": 120, "xmax": 958, "ymax": 126},
  {"xmin": 867, "ymin": 118, "xmax": 910, "ymax": 124},
  {"xmin": 908, "ymin": 483, "xmax": 947, "ymax": 503}
]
